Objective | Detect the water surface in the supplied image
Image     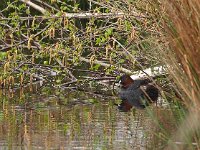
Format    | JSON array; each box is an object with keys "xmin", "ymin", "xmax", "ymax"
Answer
[{"xmin": 0, "ymin": 88, "xmax": 175, "ymax": 150}]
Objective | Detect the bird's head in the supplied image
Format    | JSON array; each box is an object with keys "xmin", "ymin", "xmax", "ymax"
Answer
[{"xmin": 119, "ymin": 74, "xmax": 134, "ymax": 89}]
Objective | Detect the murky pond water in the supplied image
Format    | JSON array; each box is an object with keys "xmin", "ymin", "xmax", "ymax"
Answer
[{"xmin": 0, "ymin": 87, "xmax": 176, "ymax": 150}]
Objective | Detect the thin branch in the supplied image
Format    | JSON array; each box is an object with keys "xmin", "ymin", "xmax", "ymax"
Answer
[
  {"xmin": 62, "ymin": 12, "xmax": 125, "ymax": 19},
  {"xmin": 55, "ymin": 58, "xmax": 77, "ymax": 81},
  {"xmin": 60, "ymin": 76, "xmax": 116, "ymax": 87},
  {"xmin": 19, "ymin": 0, "xmax": 146, "ymax": 19},
  {"xmin": 0, "ymin": 23, "xmax": 51, "ymax": 51},
  {"xmin": 34, "ymin": 0, "xmax": 60, "ymax": 12}
]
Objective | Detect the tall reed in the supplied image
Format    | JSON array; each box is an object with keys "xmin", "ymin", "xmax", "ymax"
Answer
[{"xmin": 158, "ymin": 0, "xmax": 200, "ymax": 149}]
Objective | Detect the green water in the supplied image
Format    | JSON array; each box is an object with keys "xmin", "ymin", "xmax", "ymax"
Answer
[{"xmin": 0, "ymin": 86, "xmax": 176, "ymax": 150}]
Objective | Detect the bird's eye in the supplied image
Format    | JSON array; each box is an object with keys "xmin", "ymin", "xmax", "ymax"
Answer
[{"xmin": 119, "ymin": 80, "xmax": 123, "ymax": 85}]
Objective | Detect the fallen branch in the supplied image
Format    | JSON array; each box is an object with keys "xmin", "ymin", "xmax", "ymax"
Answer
[
  {"xmin": 130, "ymin": 66, "xmax": 166, "ymax": 80},
  {"xmin": 79, "ymin": 56, "xmax": 167, "ymax": 79},
  {"xmin": 19, "ymin": 0, "xmax": 47, "ymax": 14},
  {"xmin": 79, "ymin": 57, "xmax": 132, "ymax": 74}
]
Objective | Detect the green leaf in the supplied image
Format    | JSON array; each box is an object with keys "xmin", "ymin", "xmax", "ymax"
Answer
[
  {"xmin": 101, "ymin": 37, "xmax": 106, "ymax": 43},
  {"xmin": 119, "ymin": 59, "xmax": 125, "ymax": 64},
  {"xmin": 0, "ymin": 52, "xmax": 7, "ymax": 60},
  {"xmin": 93, "ymin": 64, "xmax": 101, "ymax": 71},
  {"xmin": 96, "ymin": 37, "xmax": 101, "ymax": 45},
  {"xmin": 26, "ymin": 9, "xmax": 30, "ymax": 15},
  {"xmin": 43, "ymin": 61, "xmax": 48, "ymax": 65},
  {"xmin": 125, "ymin": 20, "xmax": 132, "ymax": 31},
  {"xmin": 105, "ymin": 28, "xmax": 113, "ymax": 38}
]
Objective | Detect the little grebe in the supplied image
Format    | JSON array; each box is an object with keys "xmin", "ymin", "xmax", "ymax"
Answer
[{"xmin": 118, "ymin": 74, "xmax": 158, "ymax": 112}]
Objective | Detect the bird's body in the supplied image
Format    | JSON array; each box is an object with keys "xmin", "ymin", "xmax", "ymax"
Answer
[{"xmin": 118, "ymin": 75, "xmax": 159, "ymax": 111}]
